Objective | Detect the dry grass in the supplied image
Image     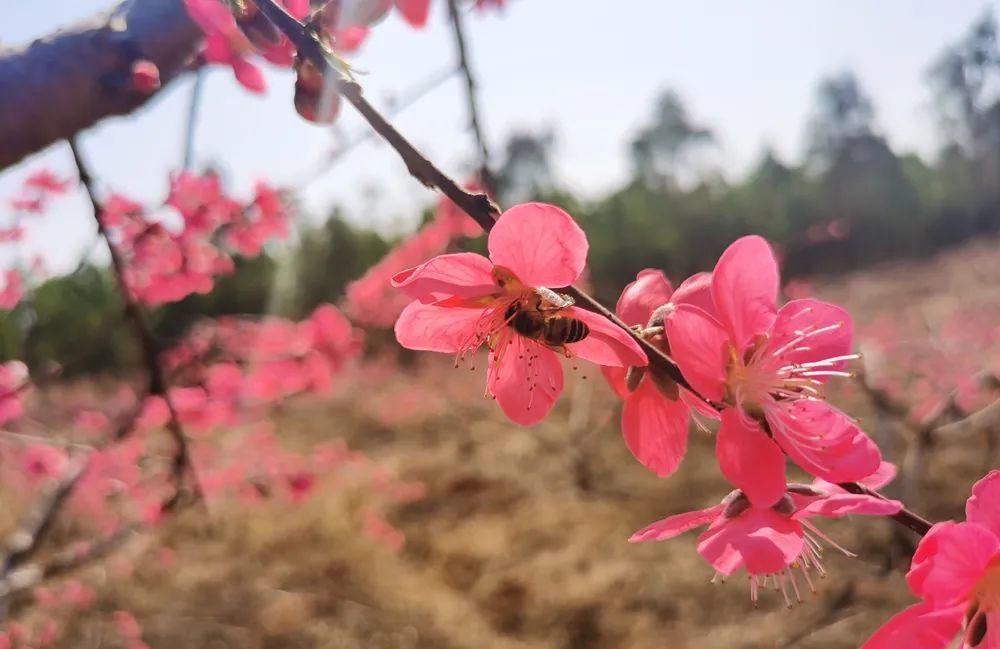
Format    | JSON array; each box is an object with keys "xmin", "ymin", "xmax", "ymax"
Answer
[{"xmin": 21, "ymin": 238, "xmax": 1000, "ymax": 648}]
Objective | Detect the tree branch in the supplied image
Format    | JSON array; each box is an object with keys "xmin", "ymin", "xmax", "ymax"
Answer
[
  {"xmin": 70, "ymin": 139, "xmax": 201, "ymax": 506},
  {"xmin": 0, "ymin": 0, "xmax": 201, "ymax": 171},
  {"xmin": 251, "ymin": 0, "xmax": 697, "ymax": 395},
  {"xmin": 251, "ymin": 0, "xmax": 935, "ymax": 538},
  {"xmin": 445, "ymin": 0, "xmax": 493, "ymax": 189}
]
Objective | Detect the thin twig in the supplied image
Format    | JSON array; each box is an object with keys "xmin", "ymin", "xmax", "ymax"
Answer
[
  {"xmin": 183, "ymin": 69, "xmax": 206, "ymax": 170},
  {"xmin": 445, "ymin": 0, "xmax": 493, "ymax": 190},
  {"xmin": 251, "ymin": 0, "xmax": 695, "ymax": 394},
  {"xmin": 69, "ymin": 138, "xmax": 201, "ymax": 505},
  {"xmin": 301, "ymin": 66, "xmax": 458, "ymax": 187},
  {"xmin": 250, "ymin": 0, "xmax": 935, "ymax": 537}
]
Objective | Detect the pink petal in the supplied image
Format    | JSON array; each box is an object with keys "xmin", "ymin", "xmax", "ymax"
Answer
[
  {"xmin": 797, "ymin": 493, "xmax": 902, "ymax": 519},
  {"xmin": 391, "ymin": 252, "xmax": 497, "ymax": 303},
  {"xmin": 768, "ymin": 298, "xmax": 853, "ymax": 372},
  {"xmin": 487, "ymin": 338, "xmax": 563, "ymax": 425},
  {"xmin": 768, "ymin": 400, "xmax": 881, "ymax": 483},
  {"xmin": 711, "ymin": 235, "xmax": 778, "ymax": 349},
  {"xmin": 232, "ymin": 57, "xmax": 267, "ymax": 94},
  {"xmin": 487, "ymin": 203, "xmax": 587, "ymax": 289},
  {"xmin": 395, "ymin": 0, "xmax": 431, "ymax": 26},
  {"xmin": 861, "ymin": 602, "xmax": 964, "ymax": 649},
  {"xmin": 333, "ymin": 26, "xmax": 370, "ymax": 52},
  {"xmin": 567, "ymin": 308, "xmax": 647, "ymax": 368},
  {"xmin": 629, "ymin": 505, "xmax": 723, "ymax": 543},
  {"xmin": 283, "ymin": 0, "xmax": 310, "ymax": 19},
  {"xmin": 621, "ymin": 379, "xmax": 690, "ymax": 477},
  {"xmin": 861, "ymin": 461, "xmax": 898, "ymax": 491},
  {"xmin": 394, "ymin": 301, "xmax": 483, "ymax": 353},
  {"xmin": 696, "ymin": 507, "xmax": 804, "ymax": 576},
  {"xmin": 671, "ymin": 272, "xmax": 715, "ymax": 315},
  {"xmin": 615, "ymin": 269, "xmax": 673, "ymax": 326},
  {"xmin": 906, "ymin": 521, "xmax": 1000, "ymax": 607},
  {"xmin": 680, "ymin": 387, "xmax": 721, "ymax": 421},
  {"xmin": 716, "ymin": 408, "xmax": 786, "ymax": 507},
  {"xmin": 966, "ymin": 470, "xmax": 1000, "ymax": 538},
  {"xmin": 664, "ymin": 304, "xmax": 729, "ymax": 402}
]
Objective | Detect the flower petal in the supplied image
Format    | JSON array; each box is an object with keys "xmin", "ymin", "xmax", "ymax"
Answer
[
  {"xmin": 711, "ymin": 235, "xmax": 778, "ymax": 349},
  {"xmin": 861, "ymin": 602, "xmax": 964, "ymax": 649},
  {"xmin": 629, "ymin": 505, "xmax": 723, "ymax": 543},
  {"xmin": 671, "ymin": 272, "xmax": 715, "ymax": 315},
  {"xmin": 769, "ymin": 298, "xmax": 853, "ymax": 372},
  {"xmin": 716, "ymin": 408, "xmax": 787, "ymax": 507},
  {"xmin": 392, "ymin": 252, "xmax": 497, "ymax": 303},
  {"xmin": 395, "ymin": 0, "xmax": 431, "ymax": 26},
  {"xmin": 621, "ymin": 379, "xmax": 690, "ymax": 477},
  {"xmin": 487, "ymin": 338, "xmax": 563, "ymax": 425},
  {"xmin": 966, "ymin": 470, "xmax": 1000, "ymax": 538},
  {"xmin": 615, "ymin": 269, "xmax": 674, "ymax": 326},
  {"xmin": 487, "ymin": 203, "xmax": 587, "ymax": 288},
  {"xmin": 906, "ymin": 521, "xmax": 1000, "ymax": 607},
  {"xmin": 394, "ymin": 302, "xmax": 483, "ymax": 353},
  {"xmin": 696, "ymin": 507, "xmax": 804, "ymax": 576},
  {"xmin": 664, "ymin": 304, "xmax": 729, "ymax": 402},
  {"xmin": 768, "ymin": 400, "xmax": 881, "ymax": 484},
  {"xmin": 797, "ymin": 493, "xmax": 902, "ymax": 519},
  {"xmin": 567, "ymin": 308, "xmax": 647, "ymax": 368}
]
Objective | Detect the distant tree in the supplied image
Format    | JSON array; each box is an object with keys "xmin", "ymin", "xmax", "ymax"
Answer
[
  {"xmin": 806, "ymin": 71, "xmax": 877, "ymax": 169},
  {"xmin": 628, "ymin": 90, "xmax": 715, "ymax": 188},
  {"xmin": 290, "ymin": 210, "xmax": 393, "ymax": 317},
  {"xmin": 495, "ymin": 129, "xmax": 556, "ymax": 204},
  {"xmin": 928, "ymin": 10, "xmax": 1000, "ymax": 231}
]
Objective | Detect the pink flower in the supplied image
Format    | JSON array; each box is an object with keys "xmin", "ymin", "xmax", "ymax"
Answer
[
  {"xmin": 130, "ymin": 59, "xmax": 161, "ymax": 93},
  {"xmin": 862, "ymin": 471, "xmax": 1000, "ymax": 649},
  {"xmin": 395, "ymin": 0, "xmax": 431, "ymax": 26},
  {"xmin": 0, "ymin": 361, "xmax": 28, "ymax": 425},
  {"xmin": 602, "ymin": 269, "xmax": 716, "ymax": 477},
  {"xmin": 666, "ymin": 235, "xmax": 880, "ymax": 506},
  {"xmin": 344, "ymin": 180, "xmax": 483, "ymax": 327},
  {"xmin": 393, "ymin": 203, "xmax": 646, "ymax": 425},
  {"xmin": 631, "ymin": 480, "xmax": 901, "ymax": 607},
  {"xmin": 0, "ymin": 269, "xmax": 23, "ymax": 309},
  {"xmin": 21, "ymin": 444, "xmax": 69, "ymax": 482},
  {"xmin": 24, "ymin": 169, "xmax": 71, "ymax": 195}
]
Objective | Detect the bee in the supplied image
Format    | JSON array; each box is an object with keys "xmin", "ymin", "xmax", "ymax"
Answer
[{"xmin": 503, "ymin": 288, "xmax": 590, "ymax": 348}]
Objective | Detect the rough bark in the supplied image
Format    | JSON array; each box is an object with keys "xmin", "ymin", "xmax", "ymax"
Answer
[{"xmin": 0, "ymin": 0, "xmax": 202, "ymax": 170}]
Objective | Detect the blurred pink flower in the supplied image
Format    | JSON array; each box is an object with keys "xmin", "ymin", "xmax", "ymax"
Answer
[
  {"xmin": 863, "ymin": 471, "xmax": 1000, "ymax": 649},
  {"xmin": 22, "ymin": 445, "xmax": 68, "ymax": 482},
  {"xmin": 393, "ymin": 202, "xmax": 646, "ymax": 425},
  {"xmin": 0, "ymin": 269, "xmax": 23, "ymax": 309},
  {"xmin": 602, "ymin": 269, "xmax": 716, "ymax": 477},
  {"xmin": 632, "ymin": 481, "xmax": 901, "ymax": 606},
  {"xmin": 666, "ymin": 235, "xmax": 880, "ymax": 506},
  {"xmin": 0, "ymin": 361, "xmax": 28, "ymax": 425}
]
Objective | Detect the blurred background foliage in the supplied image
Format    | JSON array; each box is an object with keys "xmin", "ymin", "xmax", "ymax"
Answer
[{"xmin": 3, "ymin": 10, "xmax": 999, "ymax": 376}]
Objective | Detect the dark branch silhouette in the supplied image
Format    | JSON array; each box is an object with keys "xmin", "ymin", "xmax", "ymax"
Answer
[{"xmin": 0, "ymin": 0, "xmax": 201, "ymax": 171}]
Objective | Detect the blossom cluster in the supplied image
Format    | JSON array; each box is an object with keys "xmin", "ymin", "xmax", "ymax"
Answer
[
  {"xmin": 0, "ymin": 168, "xmax": 74, "ymax": 311},
  {"xmin": 184, "ymin": 0, "xmax": 434, "ymax": 95},
  {"xmin": 163, "ymin": 303, "xmax": 363, "ymax": 414},
  {"xmin": 343, "ymin": 184, "xmax": 483, "ymax": 327},
  {"xmin": 100, "ymin": 172, "xmax": 289, "ymax": 306},
  {"xmin": 390, "ymin": 202, "xmax": 898, "ymax": 604},
  {"xmin": 859, "ymin": 305, "xmax": 1000, "ymax": 426}
]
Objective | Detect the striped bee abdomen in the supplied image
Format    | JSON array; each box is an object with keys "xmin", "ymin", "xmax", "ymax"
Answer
[{"xmin": 545, "ymin": 316, "xmax": 590, "ymax": 344}]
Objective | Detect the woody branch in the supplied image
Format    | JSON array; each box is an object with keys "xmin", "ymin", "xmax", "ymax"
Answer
[
  {"xmin": 252, "ymin": 0, "xmax": 934, "ymax": 538},
  {"xmin": 0, "ymin": 0, "xmax": 201, "ymax": 171}
]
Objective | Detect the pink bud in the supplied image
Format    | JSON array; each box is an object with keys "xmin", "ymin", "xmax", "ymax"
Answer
[{"xmin": 130, "ymin": 60, "xmax": 161, "ymax": 94}]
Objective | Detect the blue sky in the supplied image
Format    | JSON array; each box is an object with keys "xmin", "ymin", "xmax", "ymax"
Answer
[{"xmin": 1, "ymin": 0, "xmax": 997, "ymax": 273}]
